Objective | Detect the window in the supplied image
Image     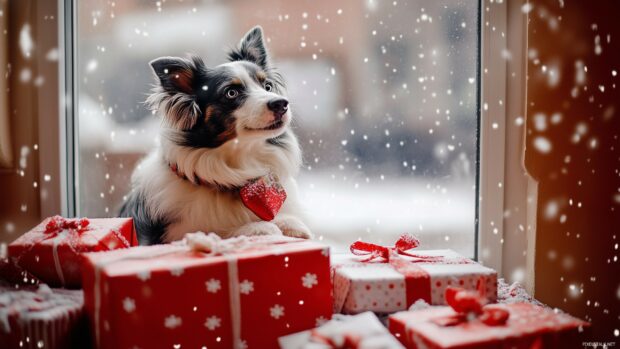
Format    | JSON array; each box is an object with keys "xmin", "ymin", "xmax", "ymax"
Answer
[{"xmin": 74, "ymin": 0, "xmax": 480, "ymax": 256}]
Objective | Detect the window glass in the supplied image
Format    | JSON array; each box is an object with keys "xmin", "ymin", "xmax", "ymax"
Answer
[{"xmin": 76, "ymin": 0, "xmax": 479, "ymax": 255}]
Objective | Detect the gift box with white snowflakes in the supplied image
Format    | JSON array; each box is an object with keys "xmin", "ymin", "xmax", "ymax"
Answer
[
  {"xmin": 8, "ymin": 215, "xmax": 138, "ymax": 288},
  {"xmin": 332, "ymin": 235, "xmax": 497, "ymax": 314},
  {"xmin": 81, "ymin": 232, "xmax": 332, "ymax": 349}
]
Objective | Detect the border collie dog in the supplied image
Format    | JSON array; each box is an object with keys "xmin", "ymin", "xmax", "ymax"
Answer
[{"xmin": 120, "ymin": 26, "xmax": 312, "ymax": 245}]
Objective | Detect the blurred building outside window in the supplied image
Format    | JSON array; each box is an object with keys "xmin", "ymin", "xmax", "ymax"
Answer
[{"xmin": 76, "ymin": 0, "xmax": 480, "ymax": 255}]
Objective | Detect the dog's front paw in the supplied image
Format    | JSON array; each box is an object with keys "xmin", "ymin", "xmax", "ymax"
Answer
[
  {"xmin": 273, "ymin": 215, "xmax": 314, "ymax": 239},
  {"xmin": 230, "ymin": 221, "xmax": 283, "ymax": 237}
]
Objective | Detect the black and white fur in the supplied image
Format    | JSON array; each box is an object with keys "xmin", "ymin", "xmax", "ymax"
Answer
[{"xmin": 120, "ymin": 26, "xmax": 311, "ymax": 245}]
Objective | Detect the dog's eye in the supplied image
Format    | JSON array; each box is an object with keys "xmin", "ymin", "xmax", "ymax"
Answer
[
  {"xmin": 264, "ymin": 81, "xmax": 274, "ymax": 92},
  {"xmin": 225, "ymin": 88, "xmax": 239, "ymax": 99}
]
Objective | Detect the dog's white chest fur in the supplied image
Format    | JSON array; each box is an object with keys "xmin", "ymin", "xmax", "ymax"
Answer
[{"xmin": 131, "ymin": 137, "xmax": 309, "ymax": 242}]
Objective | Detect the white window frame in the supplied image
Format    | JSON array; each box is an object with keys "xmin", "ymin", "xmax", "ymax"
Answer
[
  {"xmin": 478, "ymin": 0, "xmax": 536, "ymax": 292},
  {"xmin": 49, "ymin": 0, "xmax": 536, "ymax": 289},
  {"xmin": 58, "ymin": 0, "xmax": 77, "ymax": 219}
]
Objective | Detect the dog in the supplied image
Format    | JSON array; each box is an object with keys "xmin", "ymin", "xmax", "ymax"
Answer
[{"xmin": 119, "ymin": 26, "xmax": 312, "ymax": 245}]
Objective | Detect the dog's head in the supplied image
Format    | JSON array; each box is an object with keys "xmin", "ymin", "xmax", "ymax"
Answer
[{"xmin": 147, "ymin": 26, "xmax": 290, "ymax": 148}]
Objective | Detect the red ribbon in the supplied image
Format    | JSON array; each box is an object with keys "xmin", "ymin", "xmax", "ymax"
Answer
[
  {"xmin": 350, "ymin": 234, "xmax": 445, "ymax": 263},
  {"xmin": 433, "ymin": 287, "xmax": 509, "ymax": 327},
  {"xmin": 309, "ymin": 329, "xmax": 360, "ymax": 349},
  {"xmin": 44, "ymin": 216, "xmax": 90, "ymax": 236}
]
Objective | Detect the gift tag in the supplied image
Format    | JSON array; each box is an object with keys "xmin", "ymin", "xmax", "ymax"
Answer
[{"xmin": 240, "ymin": 173, "xmax": 287, "ymax": 221}]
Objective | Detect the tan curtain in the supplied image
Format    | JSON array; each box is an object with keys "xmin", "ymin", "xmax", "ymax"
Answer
[{"xmin": 0, "ymin": 0, "xmax": 12, "ymax": 168}]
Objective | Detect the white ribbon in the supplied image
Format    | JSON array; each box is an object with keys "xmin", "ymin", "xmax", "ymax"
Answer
[
  {"xmin": 185, "ymin": 231, "xmax": 301, "ymax": 254},
  {"xmin": 185, "ymin": 232, "xmax": 252, "ymax": 255},
  {"xmin": 51, "ymin": 231, "xmax": 67, "ymax": 287},
  {"xmin": 186, "ymin": 232, "xmax": 253, "ymax": 348},
  {"xmin": 226, "ymin": 255, "xmax": 243, "ymax": 349}
]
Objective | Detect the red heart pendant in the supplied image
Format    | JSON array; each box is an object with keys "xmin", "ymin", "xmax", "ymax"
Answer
[{"xmin": 240, "ymin": 174, "xmax": 287, "ymax": 221}]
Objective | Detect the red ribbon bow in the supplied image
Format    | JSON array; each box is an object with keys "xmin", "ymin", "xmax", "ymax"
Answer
[
  {"xmin": 44, "ymin": 215, "xmax": 90, "ymax": 237},
  {"xmin": 349, "ymin": 234, "xmax": 443, "ymax": 263},
  {"xmin": 434, "ymin": 287, "xmax": 510, "ymax": 327},
  {"xmin": 309, "ymin": 329, "xmax": 360, "ymax": 349}
]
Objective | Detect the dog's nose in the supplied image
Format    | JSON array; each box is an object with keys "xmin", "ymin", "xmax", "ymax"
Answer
[{"xmin": 267, "ymin": 98, "xmax": 289, "ymax": 117}]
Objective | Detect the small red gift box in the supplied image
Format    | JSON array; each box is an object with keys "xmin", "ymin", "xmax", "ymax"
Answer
[
  {"xmin": 388, "ymin": 287, "xmax": 589, "ymax": 349},
  {"xmin": 82, "ymin": 232, "xmax": 332, "ymax": 349},
  {"xmin": 0, "ymin": 284, "xmax": 88, "ymax": 349},
  {"xmin": 8, "ymin": 216, "xmax": 138, "ymax": 288},
  {"xmin": 332, "ymin": 235, "xmax": 497, "ymax": 314}
]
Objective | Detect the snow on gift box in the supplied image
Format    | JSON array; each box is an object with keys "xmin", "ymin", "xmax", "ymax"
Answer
[
  {"xmin": 332, "ymin": 235, "xmax": 497, "ymax": 314},
  {"xmin": 0, "ymin": 284, "xmax": 88, "ymax": 349},
  {"xmin": 278, "ymin": 311, "xmax": 405, "ymax": 349},
  {"xmin": 81, "ymin": 232, "xmax": 332, "ymax": 349},
  {"xmin": 388, "ymin": 287, "xmax": 589, "ymax": 349},
  {"xmin": 8, "ymin": 216, "xmax": 138, "ymax": 288}
]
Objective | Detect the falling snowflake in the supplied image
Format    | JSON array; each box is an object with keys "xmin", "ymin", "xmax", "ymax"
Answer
[
  {"xmin": 533, "ymin": 137, "xmax": 552, "ymax": 154},
  {"xmin": 206, "ymin": 278, "xmax": 221, "ymax": 293},
  {"xmin": 315, "ymin": 316, "xmax": 328, "ymax": 327},
  {"xmin": 301, "ymin": 273, "xmax": 318, "ymax": 288},
  {"xmin": 270, "ymin": 304, "xmax": 285, "ymax": 319},
  {"xmin": 123, "ymin": 297, "xmax": 136, "ymax": 313},
  {"xmin": 164, "ymin": 315, "xmax": 182, "ymax": 329},
  {"xmin": 240, "ymin": 279, "xmax": 254, "ymax": 295},
  {"xmin": 204, "ymin": 315, "xmax": 221, "ymax": 331},
  {"xmin": 19, "ymin": 24, "xmax": 33, "ymax": 58}
]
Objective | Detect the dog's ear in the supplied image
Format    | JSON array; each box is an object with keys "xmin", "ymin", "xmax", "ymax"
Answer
[
  {"xmin": 147, "ymin": 55, "xmax": 206, "ymax": 130},
  {"xmin": 229, "ymin": 26, "xmax": 270, "ymax": 69},
  {"xmin": 149, "ymin": 56, "xmax": 199, "ymax": 94}
]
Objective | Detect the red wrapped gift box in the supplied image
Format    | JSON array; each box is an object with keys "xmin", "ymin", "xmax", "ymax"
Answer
[
  {"xmin": 82, "ymin": 232, "xmax": 332, "ymax": 349},
  {"xmin": 0, "ymin": 284, "xmax": 88, "ymax": 349},
  {"xmin": 8, "ymin": 216, "xmax": 138, "ymax": 288},
  {"xmin": 389, "ymin": 288, "xmax": 589, "ymax": 349}
]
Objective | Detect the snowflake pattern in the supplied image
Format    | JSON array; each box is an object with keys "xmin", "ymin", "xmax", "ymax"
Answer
[
  {"xmin": 315, "ymin": 316, "xmax": 328, "ymax": 327},
  {"xmin": 123, "ymin": 297, "xmax": 136, "ymax": 313},
  {"xmin": 236, "ymin": 339, "xmax": 248, "ymax": 349},
  {"xmin": 302, "ymin": 273, "xmax": 318, "ymax": 288},
  {"xmin": 204, "ymin": 315, "xmax": 221, "ymax": 331},
  {"xmin": 170, "ymin": 267, "xmax": 184, "ymax": 277},
  {"xmin": 136, "ymin": 270, "xmax": 150, "ymax": 281},
  {"xmin": 206, "ymin": 278, "xmax": 221, "ymax": 293},
  {"xmin": 240, "ymin": 279, "xmax": 254, "ymax": 295},
  {"xmin": 270, "ymin": 304, "xmax": 285, "ymax": 319},
  {"xmin": 321, "ymin": 248, "xmax": 329, "ymax": 257},
  {"xmin": 164, "ymin": 315, "xmax": 182, "ymax": 329}
]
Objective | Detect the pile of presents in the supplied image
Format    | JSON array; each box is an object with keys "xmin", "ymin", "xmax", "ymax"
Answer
[{"xmin": 1, "ymin": 216, "xmax": 588, "ymax": 348}]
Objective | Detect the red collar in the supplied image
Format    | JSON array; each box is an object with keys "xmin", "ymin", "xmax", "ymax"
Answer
[
  {"xmin": 168, "ymin": 162, "xmax": 288, "ymax": 221},
  {"xmin": 168, "ymin": 163, "xmax": 239, "ymax": 191}
]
